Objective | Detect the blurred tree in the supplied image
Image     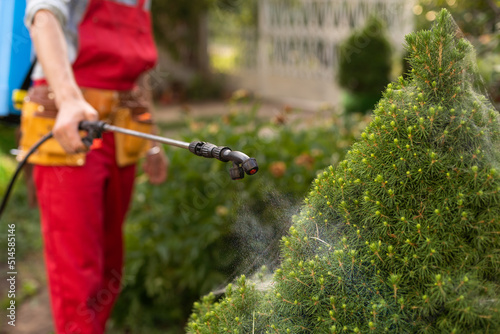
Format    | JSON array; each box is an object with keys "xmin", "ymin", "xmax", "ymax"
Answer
[
  {"xmin": 150, "ymin": 0, "xmax": 258, "ymax": 100},
  {"xmin": 151, "ymin": 0, "xmax": 257, "ymax": 74},
  {"xmin": 152, "ymin": 0, "xmax": 216, "ymax": 76},
  {"xmin": 338, "ymin": 16, "xmax": 393, "ymax": 114},
  {"xmin": 212, "ymin": 0, "xmax": 258, "ymax": 29},
  {"xmin": 414, "ymin": 0, "xmax": 499, "ymax": 34}
]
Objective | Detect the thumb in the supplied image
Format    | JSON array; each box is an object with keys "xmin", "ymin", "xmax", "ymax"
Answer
[{"xmin": 85, "ymin": 106, "xmax": 99, "ymax": 121}]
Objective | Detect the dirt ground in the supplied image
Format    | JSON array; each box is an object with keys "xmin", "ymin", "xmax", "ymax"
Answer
[
  {"xmin": 0, "ymin": 253, "xmax": 52, "ymax": 334},
  {"xmin": 0, "ymin": 99, "xmax": 320, "ymax": 334}
]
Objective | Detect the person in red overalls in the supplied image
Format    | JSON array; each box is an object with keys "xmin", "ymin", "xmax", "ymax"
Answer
[{"xmin": 20, "ymin": 1, "xmax": 168, "ymax": 333}]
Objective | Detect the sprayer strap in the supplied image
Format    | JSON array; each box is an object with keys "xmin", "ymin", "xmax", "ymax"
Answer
[{"xmin": 21, "ymin": 58, "xmax": 37, "ymax": 91}]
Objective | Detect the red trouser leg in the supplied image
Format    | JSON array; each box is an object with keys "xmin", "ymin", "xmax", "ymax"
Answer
[{"xmin": 34, "ymin": 133, "xmax": 135, "ymax": 334}]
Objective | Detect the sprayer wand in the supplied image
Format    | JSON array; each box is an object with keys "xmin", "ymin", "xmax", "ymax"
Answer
[
  {"xmin": 0, "ymin": 121, "xmax": 258, "ymax": 221},
  {"xmin": 78, "ymin": 121, "xmax": 259, "ymax": 180}
]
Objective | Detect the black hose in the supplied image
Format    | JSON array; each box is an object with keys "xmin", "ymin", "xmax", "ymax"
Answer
[{"xmin": 0, "ymin": 132, "xmax": 53, "ymax": 221}]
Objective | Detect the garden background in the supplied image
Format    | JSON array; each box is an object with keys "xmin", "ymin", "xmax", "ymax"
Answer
[{"xmin": 0, "ymin": 0, "xmax": 498, "ymax": 333}]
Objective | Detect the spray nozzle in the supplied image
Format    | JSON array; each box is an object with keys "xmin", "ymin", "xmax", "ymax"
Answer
[{"xmin": 189, "ymin": 141, "xmax": 259, "ymax": 180}]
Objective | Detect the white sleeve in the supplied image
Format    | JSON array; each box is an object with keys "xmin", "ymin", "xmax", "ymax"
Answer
[{"xmin": 25, "ymin": 0, "xmax": 69, "ymax": 27}]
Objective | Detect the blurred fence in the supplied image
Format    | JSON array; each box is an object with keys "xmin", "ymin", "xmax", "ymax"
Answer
[{"xmin": 212, "ymin": 0, "xmax": 415, "ymax": 108}]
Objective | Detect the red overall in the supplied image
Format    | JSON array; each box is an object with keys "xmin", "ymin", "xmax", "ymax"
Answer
[{"xmin": 33, "ymin": 0, "xmax": 157, "ymax": 333}]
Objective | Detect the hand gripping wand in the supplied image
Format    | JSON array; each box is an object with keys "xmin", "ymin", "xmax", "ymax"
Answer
[{"xmin": 0, "ymin": 120, "xmax": 259, "ymax": 220}]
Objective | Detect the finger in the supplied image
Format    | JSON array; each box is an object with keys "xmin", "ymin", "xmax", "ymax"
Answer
[
  {"xmin": 158, "ymin": 158, "xmax": 168, "ymax": 183},
  {"xmin": 152, "ymin": 165, "xmax": 167, "ymax": 184},
  {"xmin": 150, "ymin": 175, "xmax": 165, "ymax": 185},
  {"xmin": 74, "ymin": 145, "xmax": 89, "ymax": 154},
  {"xmin": 53, "ymin": 127, "xmax": 74, "ymax": 153},
  {"xmin": 148, "ymin": 166, "xmax": 165, "ymax": 184},
  {"xmin": 54, "ymin": 123, "xmax": 87, "ymax": 153},
  {"xmin": 148, "ymin": 167, "xmax": 160, "ymax": 184},
  {"xmin": 157, "ymin": 172, "xmax": 167, "ymax": 184},
  {"xmin": 67, "ymin": 123, "xmax": 88, "ymax": 152},
  {"xmin": 85, "ymin": 108, "xmax": 99, "ymax": 121}
]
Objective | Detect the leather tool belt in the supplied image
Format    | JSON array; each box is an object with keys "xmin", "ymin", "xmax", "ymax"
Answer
[{"xmin": 19, "ymin": 86, "xmax": 153, "ymax": 167}]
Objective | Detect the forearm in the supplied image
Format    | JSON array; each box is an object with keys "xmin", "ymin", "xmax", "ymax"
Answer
[
  {"xmin": 28, "ymin": 10, "xmax": 97, "ymax": 153},
  {"xmin": 29, "ymin": 10, "xmax": 82, "ymax": 107}
]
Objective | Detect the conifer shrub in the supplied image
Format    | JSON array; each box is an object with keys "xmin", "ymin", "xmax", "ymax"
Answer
[
  {"xmin": 187, "ymin": 10, "xmax": 500, "ymax": 333},
  {"xmin": 338, "ymin": 16, "xmax": 392, "ymax": 114}
]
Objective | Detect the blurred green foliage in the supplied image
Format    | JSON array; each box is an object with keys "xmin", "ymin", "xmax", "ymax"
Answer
[
  {"xmin": 0, "ymin": 124, "xmax": 41, "ymax": 259},
  {"xmin": 212, "ymin": 0, "xmax": 258, "ymax": 29},
  {"xmin": 185, "ymin": 74, "xmax": 225, "ymax": 101},
  {"xmin": 152, "ymin": 0, "xmax": 214, "ymax": 59},
  {"xmin": 0, "ymin": 125, "xmax": 41, "ymax": 321},
  {"xmin": 152, "ymin": 0, "xmax": 255, "ymax": 65},
  {"xmin": 415, "ymin": 0, "xmax": 499, "ymax": 34},
  {"xmin": 151, "ymin": 0, "xmax": 235, "ymax": 101},
  {"xmin": 338, "ymin": 16, "xmax": 393, "ymax": 114},
  {"xmin": 111, "ymin": 98, "xmax": 370, "ymax": 332}
]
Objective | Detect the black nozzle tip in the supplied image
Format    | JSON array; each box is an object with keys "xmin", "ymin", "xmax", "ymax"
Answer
[{"xmin": 242, "ymin": 158, "xmax": 259, "ymax": 176}]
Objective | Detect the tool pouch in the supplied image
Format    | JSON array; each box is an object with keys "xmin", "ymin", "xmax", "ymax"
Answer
[
  {"xmin": 19, "ymin": 86, "xmax": 153, "ymax": 166},
  {"xmin": 111, "ymin": 90, "xmax": 152, "ymax": 166},
  {"xmin": 19, "ymin": 86, "xmax": 86, "ymax": 166}
]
